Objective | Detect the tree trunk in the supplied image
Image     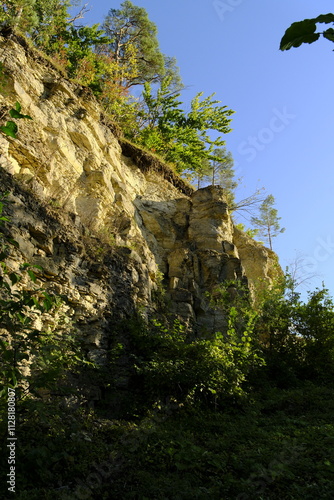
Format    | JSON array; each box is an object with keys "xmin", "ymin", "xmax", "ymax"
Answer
[{"xmin": 268, "ymin": 228, "xmax": 272, "ymax": 250}]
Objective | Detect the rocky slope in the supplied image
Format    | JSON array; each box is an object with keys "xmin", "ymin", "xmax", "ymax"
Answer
[{"xmin": 0, "ymin": 33, "xmax": 280, "ymax": 353}]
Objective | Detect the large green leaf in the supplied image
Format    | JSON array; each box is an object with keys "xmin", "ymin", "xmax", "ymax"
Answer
[
  {"xmin": 280, "ymin": 14, "xmax": 334, "ymax": 51},
  {"xmin": 0, "ymin": 121, "xmax": 18, "ymax": 138},
  {"xmin": 280, "ymin": 19, "xmax": 320, "ymax": 51}
]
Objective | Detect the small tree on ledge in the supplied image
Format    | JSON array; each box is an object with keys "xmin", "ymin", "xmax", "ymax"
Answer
[{"xmin": 250, "ymin": 194, "xmax": 285, "ymax": 250}]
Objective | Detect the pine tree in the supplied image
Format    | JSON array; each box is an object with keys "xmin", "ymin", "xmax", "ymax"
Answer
[
  {"xmin": 0, "ymin": 0, "xmax": 38, "ymax": 32},
  {"xmin": 101, "ymin": 1, "xmax": 168, "ymax": 88},
  {"xmin": 250, "ymin": 194, "xmax": 285, "ymax": 250}
]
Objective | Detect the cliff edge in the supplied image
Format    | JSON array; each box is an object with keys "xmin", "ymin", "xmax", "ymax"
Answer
[{"xmin": 0, "ymin": 34, "xmax": 280, "ymax": 349}]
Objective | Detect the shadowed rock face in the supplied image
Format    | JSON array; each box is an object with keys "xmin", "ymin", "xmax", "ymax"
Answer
[
  {"xmin": 137, "ymin": 185, "xmax": 247, "ymax": 330},
  {"xmin": 0, "ymin": 35, "xmax": 280, "ymax": 343}
]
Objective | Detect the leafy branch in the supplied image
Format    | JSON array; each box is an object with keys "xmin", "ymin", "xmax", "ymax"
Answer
[
  {"xmin": 0, "ymin": 101, "xmax": 32, "ymax": 138},
  {"xmin": 280, "ymin": 13, "xmax": 334, "ymax": 51}
]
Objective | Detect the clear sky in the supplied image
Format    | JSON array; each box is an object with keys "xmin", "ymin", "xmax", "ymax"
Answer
[{"xmin": 76, "ymin": 0, "xmax": 334, "ymax": 298}]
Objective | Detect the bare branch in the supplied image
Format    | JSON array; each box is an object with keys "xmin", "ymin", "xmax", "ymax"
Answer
[
  {"xmin": 230, "ymin": 188, "xmax": 266, "ymax": 214},
  {"xmin": 67, "ymin": 3, "xmax": 90, "ymax": 24},
  {"xmin": 286, "ymin": 252, "xmax": 321, "ymax": 290}
]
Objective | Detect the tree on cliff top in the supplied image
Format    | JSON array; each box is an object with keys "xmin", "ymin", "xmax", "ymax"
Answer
[
  {"xmin": 0, "ymin": 0, "xmax": 38, "ymax": 32},
  {"xmin": 251, "ymin": 194, "xmax": 285, "ymax": 251},
  {"xmin": 0, "ymin": 0, "xmax": 71, "ymax": 41},
  {"xmin": 101, "ymin": 1, "xmax": 179, "ymax": 88},
  {"xmin": 208, "ymin": 148, "xmax": 237, "ymax": 205},
  {"xmin": 134, "ymin": 76, "xmax": 234, "ymax": 173}
]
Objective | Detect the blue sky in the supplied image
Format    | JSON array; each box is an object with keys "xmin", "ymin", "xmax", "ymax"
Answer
[{"xmin": 76, "ymin": 0, "xmax": 334, "ymax": 297}]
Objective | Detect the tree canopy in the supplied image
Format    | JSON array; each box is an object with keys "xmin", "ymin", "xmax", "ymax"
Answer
[
  {"xmin": 101, "ymin": 1, "xmax": 174, "ymax": 88},
  {"xmin": 0, "ymin": 0, "xmax": 72, "ymax": 46},
  {"xmin": 0, "ymin": 1, "xmax": 235, "ymax": 181},
  {"xmin": 134, "ymin": 77, "xmax": 234, "ymax": 174}
]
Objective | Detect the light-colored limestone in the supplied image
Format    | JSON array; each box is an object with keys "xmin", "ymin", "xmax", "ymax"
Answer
[{"xmin": 0, "ymin": 35, "xmax": 281, "ymax": 339}]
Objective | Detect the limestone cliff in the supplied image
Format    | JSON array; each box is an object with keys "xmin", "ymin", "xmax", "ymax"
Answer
[{"xmin": 0, "ymin": 34, "xmax": 280, "ymax": 353}]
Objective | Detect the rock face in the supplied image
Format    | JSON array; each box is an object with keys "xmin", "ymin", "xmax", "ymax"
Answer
[
  {"xmin": 139, "ymin": 186, "xmax": 247, "ymax": 331},
  {"xmin": 0, "ymin": 34, "xmax": 280, "ymax": 347}
]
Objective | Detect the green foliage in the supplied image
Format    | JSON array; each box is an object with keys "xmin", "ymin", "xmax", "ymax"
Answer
[
  {"xmin": 108, "ymin": 386, "xmax": 334, "ymax": 500},
  {"xmin": 0, "ymin": 0, "xmax": 39, "ymax": 32},
  {"xmin": 30, "ymin": 0, "xmax": 71, "ymax": 51},
  {"xmin": 51, "ymin": 24, "xmax": 110, "ymax": 84},
  {"xmin": 235, "ymin": 222, "xmax": 260, "ymax": 239},
  {"xmin": 7, "ymin": 101, "xmax": 32, "ymax": 120},
  {"xmin": 187, "ymin": 146, "xmax": 238, "ymax": 195},
  {"xmin": 7, "ymin": 381, "xmax": 334, "ymax": 499},
  {"xmin": 0, "ymin": 0, "xmax": 73, "ymax": 49},
  {"xmin": 101, "ymin": 0, "xmax": 169, "ymax": 88},
  {"xmin": 253, "ymin": 275, "xmax": 303, "ymax": 386},
  {"xmin": 0, "ymin": 120, "xmax": 18, "ymax": 138},
  {"xmin": 207, "ymin": 279, "xmax": 263, "ymax": 367},
  {"xmin": 187, "ymin": 158, "xmax": 211, "ymax": 189},
  {"xmin": 110, "ymin": 312, "xmax": 263, "ymax": 413},
  {"xmin": 254, "ymin": 274, "xmax": 334, "ymax": 386},
  {"xmin": 4, "ymin": 10, "xmax": 334, "ymax": 499},
  {"xmin": 280, "ymin": 13, "xmax": 334, "ymax": 51},
  {"xmin": 291, "ymin": 287, "xmax": 334, "ymax": 380},
  {"xmin": 135, "ymin": 76, "xmax": 234, "ymax": 174},
  {"xmin": 0, "ymin": 1, "xmax": 235, "ymax": 170},
  {"xmin": 0, "ymin": 102, "xmax": 32, "ymax": 138},
  {"xmin": 209, "ymin": 147, "xmax": 237, "ymax": 204},
  {"xmin": 1, "ymin": 195, "xmax": 334, "ymax": 499},
  {"xmin": 205, "ymin": 274, "xmax": 334, "ymax": 388},
  {"xmin": 250, "ymin": 194, "xmax": 285, "ymax": 250}
]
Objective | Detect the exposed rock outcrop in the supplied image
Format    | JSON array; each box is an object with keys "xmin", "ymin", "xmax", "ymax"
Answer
[{"xmin": 0, "ymin": 34, "xmax": 281, "ymax": 347}]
